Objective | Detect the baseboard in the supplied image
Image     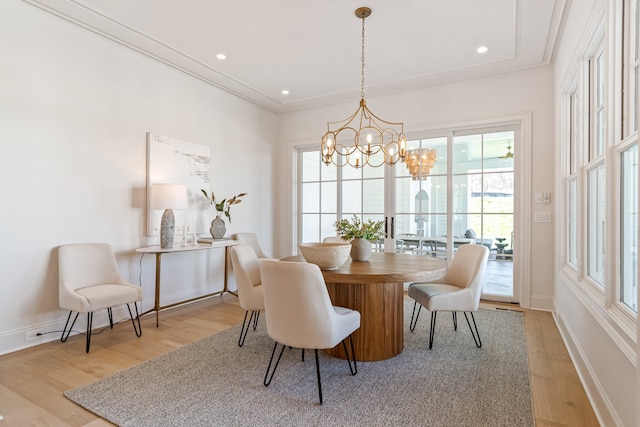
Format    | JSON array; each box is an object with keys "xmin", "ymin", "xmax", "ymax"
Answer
[{"xmin": 553, "ymin": 310, "xmax": 620, "ymax": 427}]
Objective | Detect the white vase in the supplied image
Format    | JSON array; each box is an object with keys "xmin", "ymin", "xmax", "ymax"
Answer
[{"xmin": 350, "ymin": 237, "xmax": 372, "ymax": 262}]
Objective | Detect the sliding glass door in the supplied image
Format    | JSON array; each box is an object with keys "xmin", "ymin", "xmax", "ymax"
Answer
[{"xmin": 452, "ymin": 130, "xmax": 515, "ymax": 301}]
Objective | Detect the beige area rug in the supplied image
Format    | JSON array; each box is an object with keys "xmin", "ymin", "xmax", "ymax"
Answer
[{"xmin": 65, "ymin": 302, "xmax": 534, "ymax": 426}]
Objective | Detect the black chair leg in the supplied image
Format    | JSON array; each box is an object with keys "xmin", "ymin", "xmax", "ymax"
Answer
[
  {"xmin": 452, "ymin": 311, "xmax": 458, "ymax": 331},
  {"xmin": 238, "ymin": 310, "xmax": 257, "ymax": 347},
  {"xmin": 429, "ymin": 311, "xmax": 437, "ymax": 350},
  {"xmin": 252, "ymin": 311, "xmax": 260, "ymax": 330},
  {"xmin": 463, "ymin": 312, "xmax": 482, "ymax": 348},
  {"xmin": 107, "ymin": 307, "xmax": 114, "ymax": 328},
  {"xmin": 341, "ymin": 335, "xmax": 358, "ymax": 375},
  {"xmin": 127, "ymin": 302, "xmax": 142, "ymax": 337},
  {"xmin": 85, "ymin": 312, "xmax": 93, "ymax": 353},
  {"xmin": 314, "ymin": 349, "xmax": 323, "ymax": 405},
  {"xmin": 264, "ymin": 342, "xmax": 286, "ymax": 386},
  {"xmin": 409, "ymin": 301, "xmax": 422, "ymax": 331},
  {"xmin": 61, "ymin": 311, "xmax": 79, "ymax": 343}
]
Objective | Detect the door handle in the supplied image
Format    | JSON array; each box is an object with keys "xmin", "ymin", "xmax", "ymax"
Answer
[{"xmin": 391, "ymin": 217, "xmax": 395, "ymax": 239}]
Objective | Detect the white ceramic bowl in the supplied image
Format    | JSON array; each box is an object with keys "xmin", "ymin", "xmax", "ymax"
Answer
[{"xmin": 299, "ymin": 242, "xmax": 351, "ymax": 270}]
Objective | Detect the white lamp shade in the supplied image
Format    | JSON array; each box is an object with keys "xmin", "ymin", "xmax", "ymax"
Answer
[{"xmin": 151, "ymin": 184, "xmax": 188, "ymax": 210}]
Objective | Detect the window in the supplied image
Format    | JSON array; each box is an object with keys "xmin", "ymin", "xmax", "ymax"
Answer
[
  {"xmin": 299, "ymin": 149, "xmax": 338, "ymax": 243},
  {"xmin": 566, "ymin": 89, "xmax": 579, "ymax": 268},
  {"xmin": 620, "ymin": 144, "xmax": 638, "ymax": 312}
]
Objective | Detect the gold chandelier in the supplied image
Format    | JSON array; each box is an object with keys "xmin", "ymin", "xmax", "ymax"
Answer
[
  {"xmin": 321, "ymin": 7, "xmax": 406, "ymax": 169},
  {"xmin": 405, "ymin": 148, "xmax": 437, "ymax": 180}
]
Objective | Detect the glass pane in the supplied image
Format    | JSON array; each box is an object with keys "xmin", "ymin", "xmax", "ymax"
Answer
[
  {"xmin": 429, "ymin": 175, "xmax": 447, "ymax": 214},
  {"xmin": 301, "ymin": 214, "xmax": 319, "ymax": 243},
  {"xmin": 453, "ymin": 213, "xmax": 481, "ymax": 238},
  {"xmin": 453, "ymin": 134, "xmax": 482, "ymax": 174},
  {"xmin": 452, "ymin": 174, "xmax": 473, "ymax": 213},
  {"xmin": 482, "ymin": 172, "xmax": 514, "ymax": 214},
  {"xmin": 596, "ymin": 51, "xmax": 604, "ymax": 105},
  {"xmin": 395, "ymin": 213, "xmax": 415, "ymax": 236},
  {"xmin": 342, "ymin": 180, "xmax": 362, "ymax": 213},
  {"xmin": 403, "ymin": 137, "xmax": 445, "ymax": 180},
  {"xmin": 363, "ymin": 179, "xmax": 384, "ymax": 213},
  {"xmin": 302, "ymin": 151, "xmax": 319, "ymax": 182},
  {"xmin": 597, "ymin": 108, "xmax": 604, "ymax": 156},
  {"xmin": 321, "ymin": 161, "xmax": 337, "ymax": 181},
  {"xmin": 568, "ymin": 178, "xmax": 578, "ymax": 266},
  {"xmin": 363, "ymin": 163, "xmax": 384, "ymax": 179},
  {"xmin": 634, "ymin": 65, "xmax": 639, "ymax": 133},
  {"xmin": 342, "ymin": 163, "xmax": 361, "ymax": 180},
  {"xmin": 301, "ymin": 182, "xmax": 319, "ymax": 212},
  {"xmin": 587, "ymin": 164, "xmax": 606, "ymax": 285},
  {"xmin": 321, "ymin": 214, "xmax": 338, "ymax": 240},
  {"xmin": 320, "ymin": 181, "xmax": 337, "ymax": 212},
  {"xmin": 621, "ymin": 144, "xmax": 638, "ymax": 312}
]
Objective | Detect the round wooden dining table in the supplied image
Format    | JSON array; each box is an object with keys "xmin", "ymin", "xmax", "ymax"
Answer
[{"xmin": 308, "ymin": 252, "xmax": 447, "ymax": 361}]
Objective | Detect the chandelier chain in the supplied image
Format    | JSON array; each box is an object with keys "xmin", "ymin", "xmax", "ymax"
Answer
[{"xmin": 360, "ymin": 14, "xmax": 366, "ymax": 100}]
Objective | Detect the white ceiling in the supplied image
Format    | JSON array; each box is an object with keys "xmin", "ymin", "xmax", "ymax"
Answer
[{"xmin": 25, "ymin": 0, "xmax": 567, "ymax": 113}]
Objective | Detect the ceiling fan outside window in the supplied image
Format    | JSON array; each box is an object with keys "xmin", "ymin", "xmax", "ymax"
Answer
[{"xmin": 488, "ymin": 145, "xmax": 514, "ymax": 160}]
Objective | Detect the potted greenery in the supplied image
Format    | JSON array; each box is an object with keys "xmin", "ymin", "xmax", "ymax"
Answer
[
  {"xmin": 333, "ymin": 215, "xmax": 384, "ymax": 261},
  {"xmin": 201, "ymin": 190, "xmax": 246, "ymax": 239}
]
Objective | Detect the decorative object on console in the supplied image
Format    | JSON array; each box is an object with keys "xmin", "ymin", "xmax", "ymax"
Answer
[
  {"xmin": 333, "ymin": 215, "xmax": 384, "ymax": 262},
  {"xmin": 321, "ymin": 7, "xmax": 407, "ymax": 169},
  {"xmin": 151, "ymin": 184, "xmax": 188, "ymax": 248},
  {"xmin": 201, "ymin": 190, "xmax": 247, "ymax": 239}
]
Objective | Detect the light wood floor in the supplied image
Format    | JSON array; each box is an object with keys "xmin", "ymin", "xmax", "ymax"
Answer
[{"xmin": 0, "ymin": 294, "xmax": 599, "ymax": 427}]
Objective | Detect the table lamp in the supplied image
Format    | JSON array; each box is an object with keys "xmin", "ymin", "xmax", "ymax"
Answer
[{"xmin": 151, "ymin": 183, "xmax": 188, "ymax": 248}]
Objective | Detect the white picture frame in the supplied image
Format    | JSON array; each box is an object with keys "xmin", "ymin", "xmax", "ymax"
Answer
[{"xmin": 146, "ymin": 132, "xmax": 211, "ymax": 237}]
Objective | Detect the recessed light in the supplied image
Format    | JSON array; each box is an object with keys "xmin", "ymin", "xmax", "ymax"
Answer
[
  {"xmin": 477, "ymin": 46, "xmax": 488, "ymax": 54},
  {"xmin": 281, "ymin": 90, "xmax": 290, "ymax": 95},
  {"xmin": 216, "ymin": 53, "xmax": 226, "ymax": 60}
]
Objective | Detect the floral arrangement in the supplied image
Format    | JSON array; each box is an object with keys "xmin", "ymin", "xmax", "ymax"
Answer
[
  {"xmin": 201, "ymin": 190, "xmax": 246, "ymax": 223},
  {"xmin": 333, "ymin": 215, "xmax": 384, "ymax": 241}
]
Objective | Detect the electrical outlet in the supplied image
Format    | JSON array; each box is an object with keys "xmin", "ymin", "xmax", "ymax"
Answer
[{"xmin": 25, "ymin": 329, "xmax": 43, "ymax": 341}]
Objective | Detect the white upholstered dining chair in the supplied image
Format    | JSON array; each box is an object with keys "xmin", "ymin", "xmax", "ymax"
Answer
[
  {"xmin": 259, "ymin": 259, "xmax": 360, "ymax": 404},
  {"xmin": 229, "ymin": 244, "xmax": 265, "ymax": 346},
  {"xmin": 230, "ymin": 232, "xmax": 269, "ymax": 258},
  {"xmin": 58, "ymin": 243, "xmax": 143, "ymax": 353},
  {"xmin": 407, "ymin": 244, "xmax": 489, "ymax": 350}
]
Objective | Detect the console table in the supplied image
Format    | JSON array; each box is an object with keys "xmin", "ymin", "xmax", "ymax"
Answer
[{"xmin": 136, "ymin": 239, "xmax": 237, "ymax": 326}]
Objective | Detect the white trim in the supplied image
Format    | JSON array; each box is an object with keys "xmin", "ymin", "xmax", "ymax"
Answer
[
  {"xmin": 559, "ymin": 269, "xmax": 637, "ymax": 364},
  {"xmin": 554, "ymin": 308, "xmax": 622, "ymax": 427}
]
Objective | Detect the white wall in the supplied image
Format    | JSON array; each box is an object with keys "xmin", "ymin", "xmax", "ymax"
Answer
[
  {"xmin": 0, "ymin": 1, "xmax": 277, "ymax": 354},
  {"xmin": 552, "ymin": 0, "xmax": 638, "ymax": 425},
  {"xmin": 277, "ymin": 65, "xmax": 556, "ymax": 310}
]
